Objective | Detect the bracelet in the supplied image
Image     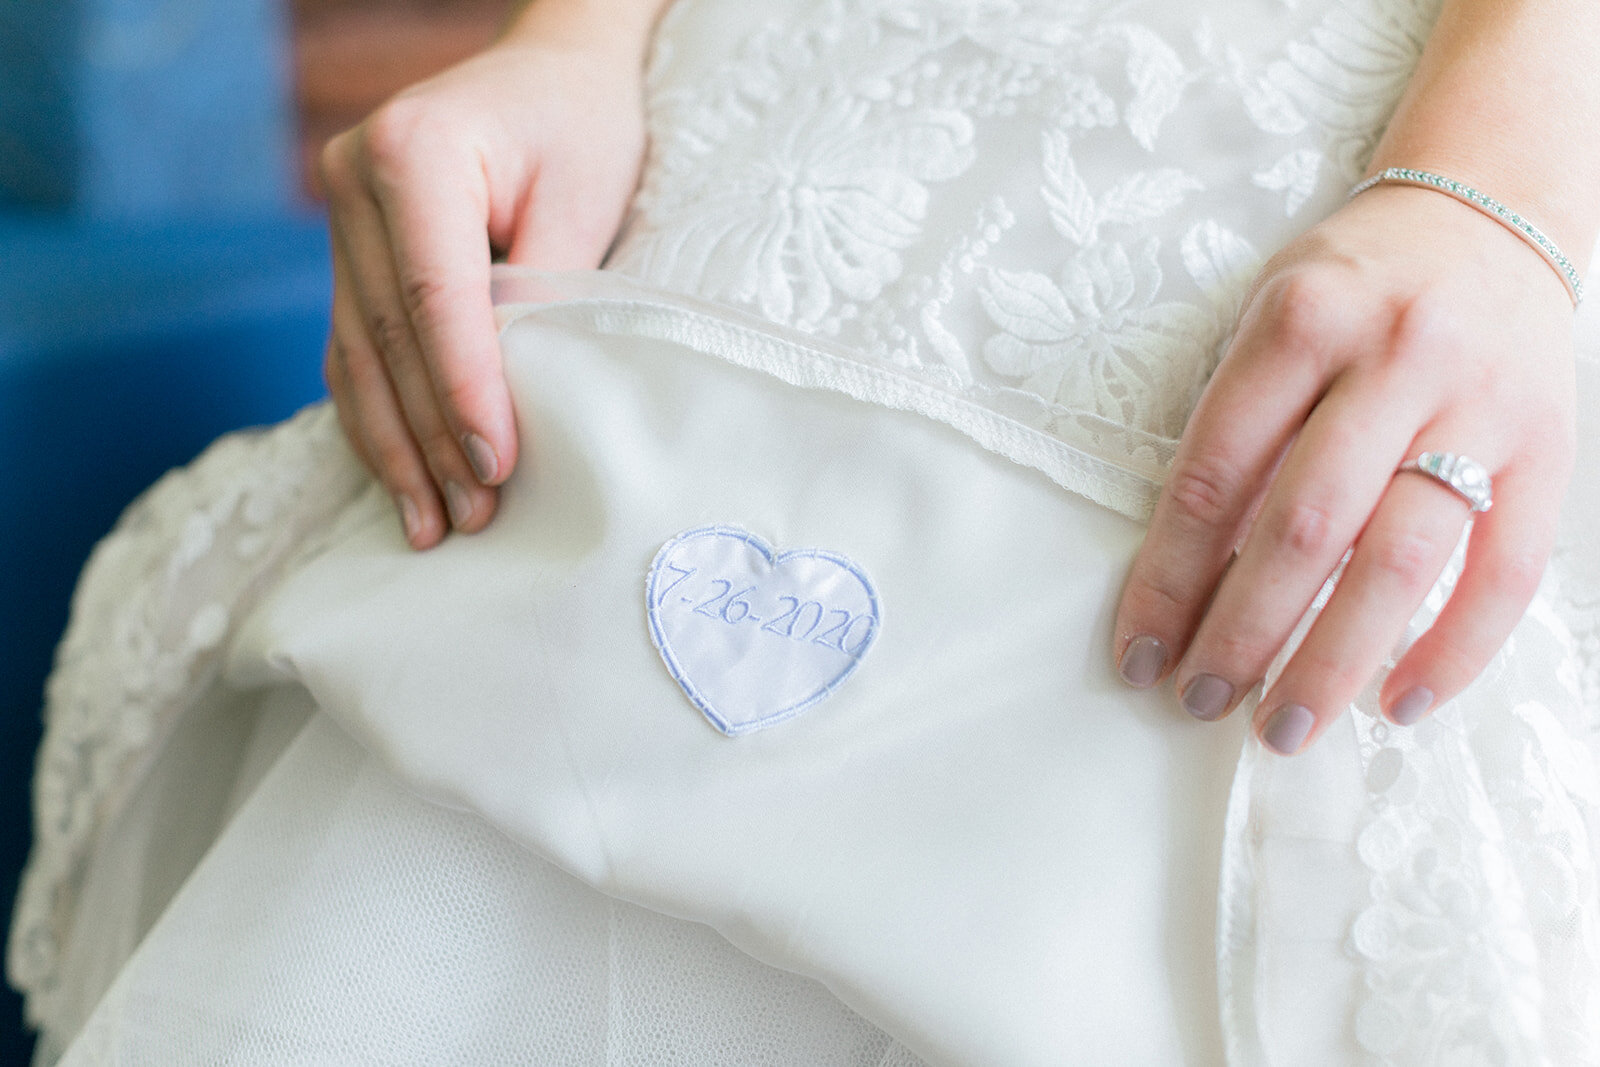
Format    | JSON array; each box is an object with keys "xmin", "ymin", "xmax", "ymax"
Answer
[{"xmin": 1349, "ymin": 167, "xmax": 1584, "ymax": 306}]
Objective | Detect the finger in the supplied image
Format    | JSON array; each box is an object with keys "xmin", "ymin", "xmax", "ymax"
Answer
[
  {"xmin": 1379, "ymin": 460, "xmax": 1564, "ymax": 723},
  {"xmin": 363, "ymin": 123, "xmax": 519, "ymax": 489},
  {"xmin": 330, "ymin": 201, "xmax": 497, "ymax": 533},
  {"xmin": 502, "ymin": 161, "xmax": 637, "ymax": 271},
  {"xmin": 1173, "ymin": 373, "xmax": 1426, "ymax": 722},
  {"xmin": 327, "ymin": 250, "xmax": 454, "ymax": 550},
  {"xmin": 1253, "ymin": 465, "xmax": 1472, "ymax": 754},
  {"xmin": 1114, "ymin": 277, "xmax": 1341, "ymax": 688},
  {"xmin": 324, "ymin": 337, "xmax": 372, "ymax": 473},
  {"xmin": 330, "ymin": 223, "xmax": 460, "ymax": 540},
  {"xmin": 324, "ymin": 257, "xmax": 373, "ymax": 476}
]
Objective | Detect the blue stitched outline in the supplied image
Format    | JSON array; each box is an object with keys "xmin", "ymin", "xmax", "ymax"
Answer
[{"xmin": 645, "ymin": 525, "xmax": 882, "ymax": 738}]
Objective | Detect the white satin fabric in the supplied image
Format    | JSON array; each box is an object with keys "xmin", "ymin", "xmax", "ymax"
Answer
[{"xmin": 229, "ymin": 297, "xmax": 1239, "ymax": 1064}]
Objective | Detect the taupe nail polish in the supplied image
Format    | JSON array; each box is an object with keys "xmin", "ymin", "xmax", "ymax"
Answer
[
  {"xmin": 1118, "ymin": 636, "xmax": 1168, "ymax": 688},
  {"xmin": 445, "ymin": 481, "xmax": 473, "ymax": 528},
  {"xmin": 1390, "ymin": 686, "xmax": 1434, "ymax": 726},
  {"xmin": 398, "ymin": 494, "xmax": 421, "ymax": 544},
  {"xmin": 463, "ymin": 433, "xmax": 498, "ymax": 484},
  {"xmin": 1261, "ymin": 703, "xmax": 1315, "ymax": 755},
  {"xmin": 1181, "ymin": 674, "xmax": 1234, "ymax": 721}
]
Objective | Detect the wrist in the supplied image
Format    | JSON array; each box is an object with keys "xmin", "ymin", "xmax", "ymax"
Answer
[
  {"xmin": 1367, "ymin": 0, "xmax": 1600, "ymax": 265},
  {"xmin": 1333, "ymin": 182, "xmax": 1579, "ymax": 320},
  {"xmin": 1350, "ymin": 168, "xmax": 1584, "ymax": 306},
  {"xmin": 1363, "ymin": 145, "xmax": 1599, "ymax": 277}
]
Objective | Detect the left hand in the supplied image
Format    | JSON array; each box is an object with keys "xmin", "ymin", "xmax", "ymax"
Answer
[
  {"xmin": 318, "ymin": 5, "xmax": 658, "ymax": 550},
  {"xmin": 1111, "ymin": 182, "xmax": 1577, "ymax": 754}
]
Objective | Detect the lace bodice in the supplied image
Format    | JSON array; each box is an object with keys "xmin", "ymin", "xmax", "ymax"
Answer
[{"xmin": 612, "ymin": 0, "xmax": 1443, "ymax": 516}]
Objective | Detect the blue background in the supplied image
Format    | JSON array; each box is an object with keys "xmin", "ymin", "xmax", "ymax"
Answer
[
  {"xmin": 0, "ymin": 215, "xmax": 332, "ymax": 1065},
  {"xmin": 2, "ymin": 0, "xmax": 329, "ymax": 1057}
]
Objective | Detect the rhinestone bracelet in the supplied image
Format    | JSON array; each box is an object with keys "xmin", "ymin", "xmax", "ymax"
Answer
[{"xmin": 1349, "ymin": 167, "xmax": 1583, "ymax": 306}]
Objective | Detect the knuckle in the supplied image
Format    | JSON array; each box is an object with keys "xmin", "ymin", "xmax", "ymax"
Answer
[
  {"xmin": 1291, "ymin": 643, "xmax": 1367, "ymax": 696},
  {"xmin": 1260, "ymin": 271, "xmax": 1341, "ymax": 356},
  {"xmin": 419, "ymin": 424, "xmax": 463, "ymax": 466},
  {"xmin": 1205, "ymin": 628, "xmax": 1277, "ymax": 677},
  {"xmin": 317, "ymin": 133, "xmax": 359, "ymax": 198},
  {"xmin": 372, "ymin": 435, "xmax": 420, "ymax": 481},
  {"xmin": 1425, "ymin": 636, "xmax": 1482, "ymax": 686},
  {"xmin": 1368, "ymin": 529, "xmax": 1446, "ymax": 592},
  {"xmin": 400, "ymin": 270, "xmax": 456, "ymax": 322},
  {"xmin": 1164, "ymin": 455, "xmax": 1243, "ymax": 529},
  {"xmin": 360, "ymin": 99, "xmax": 446, "ymax": 185},
  {"xmin": 440, "ymin": 376, "xmax": 491, "ymax": 422},
  {"xmin": 368, "ymin": 311, "xmax": 413, "ymax": 359},
  {"xmin": 1126, "ymin": 559, "xmax": 1199, "ymax": 624},
  {"xmin": 337, "ymin": 336, "xmax": 383, "ymax": 389},
  {"xmin": 1265, "ymin": 498, "xmax": 1336, "ymax": 558},
  {"xmin": 1481, "ymin": 546, "xmax": 1546, "ymax": 602},
  {"xmin": 361, "ymin": 101, "xmax": 421, "ymax": 164},
  {"xmin": 1381, "ymin": 291, "xmax": 1469, "ymax": 379}
]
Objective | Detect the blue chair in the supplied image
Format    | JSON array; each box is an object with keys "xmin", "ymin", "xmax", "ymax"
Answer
[{"xmin": 0, "ymin": 213, "xmax": 332, "ymax": 1060}]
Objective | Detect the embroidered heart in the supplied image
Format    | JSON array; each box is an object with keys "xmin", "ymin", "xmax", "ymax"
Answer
[{"xmin": 646, "ymin": 526, "xmax": 881, "ymax": 736}]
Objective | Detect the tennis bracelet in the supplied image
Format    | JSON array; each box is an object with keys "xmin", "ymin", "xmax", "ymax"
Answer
[{"xmin": 1349, "ymin": 167, "xmax": 1583, "ymax": 306}]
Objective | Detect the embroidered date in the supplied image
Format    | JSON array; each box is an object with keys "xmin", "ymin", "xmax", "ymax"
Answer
[
  {"xmin": 653, "ymin": 566, "xmax": 874, "ymax": 655},
  {"xmin": 645, "ymin": 525, "xmax": 881, "ymax": 736}
]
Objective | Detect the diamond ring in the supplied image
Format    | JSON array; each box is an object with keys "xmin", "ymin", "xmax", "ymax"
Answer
[{"xmin": 1396, "ymin": 452, "xmax": 1493, "ymax": 513}]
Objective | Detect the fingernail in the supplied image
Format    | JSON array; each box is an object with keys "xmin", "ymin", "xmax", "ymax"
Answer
[
  {"xmin": 463, "ymin": 433, "xmax": 498, "ymax": 484},
  {"xmin": 1260, "ymin": 703, "xmax": 1315, "ymax": 756},
  {"xmin": 1181, "ymin": 673, "xmax": 1234, "ymax": 721},
  {"xmin": 445, "ymin": 480, "xmax": 473, "ymax": 528},
  {"xmin": 1118, "ymin": 636, "xmax": 1168, "ymax": 688},
  {"xmin": 397, "ymin": 494, "xmax": 422, "ymax": 545},
  {"xmin": 1389, "ymin": 685, "xmax": 1434, "ymax": 726}
]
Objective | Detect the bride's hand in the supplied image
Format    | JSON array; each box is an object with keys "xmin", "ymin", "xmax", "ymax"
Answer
[
  {"xmin": 319, "ymin": 6, "xmax": 655, "ymax": 549},
  {"xmin": 1112, "ymin": 185, "xmax": 1577, "ymax": 753}
]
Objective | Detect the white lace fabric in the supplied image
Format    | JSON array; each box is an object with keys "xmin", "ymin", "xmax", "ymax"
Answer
[
  {"xmin": 7, "ymin": 407, "xmax": 369, "ymax": 1045},
  {"xmin": 10, "ymin": 0, "xmax": 1600, "ymax": 1062},
  {"xmin": 1219, "ymin": 574, "xmax": 1600, "ymax": 1064},
  {"xmin": 614, "ymin": 0, "xmax": 1445, "ymax": 516}
]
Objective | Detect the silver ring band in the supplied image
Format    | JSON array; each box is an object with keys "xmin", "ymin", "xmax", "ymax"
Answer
[{"xmin": 1396, "ymin": 451, "xmax": 1493, "ymax": 513}]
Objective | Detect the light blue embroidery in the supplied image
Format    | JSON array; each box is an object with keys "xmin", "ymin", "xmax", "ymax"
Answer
[{"xmin": 645, "ymin": 525, "xmax": 881, "ymax": 737}]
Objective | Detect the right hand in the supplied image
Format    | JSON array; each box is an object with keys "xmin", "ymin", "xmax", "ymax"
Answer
[{"xmin": 320, "ymin": 20, "xmax": 650, "ymax": 548}]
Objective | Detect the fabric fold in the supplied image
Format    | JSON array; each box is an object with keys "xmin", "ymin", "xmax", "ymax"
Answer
[{"xmin": 224, "ymin": 295, "xmax": 1240, "ymax": 1065}]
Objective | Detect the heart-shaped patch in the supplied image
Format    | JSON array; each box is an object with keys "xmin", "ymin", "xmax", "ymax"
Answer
[{"xmin": 646, "ymin": 526, "xmax": 881, "ymax": 736}]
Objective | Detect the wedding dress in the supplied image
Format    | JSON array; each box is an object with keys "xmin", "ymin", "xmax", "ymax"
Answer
[{"xmin": 11, "ymin": 0, "xmax": 1600, "ymax": 1063}]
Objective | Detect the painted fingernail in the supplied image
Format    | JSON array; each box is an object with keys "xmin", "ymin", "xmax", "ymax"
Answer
[
  {"xmin": 1118, "ymin": 636, "xmax": 1168, "ymax": 688},
  {"xmin": 1260, "ymin": 703, "xmax": 1315, "ymax": 755},
  {"xmin": 397, "ymin": 494, "xmax": 422, "ymax": 545},
  {"xmin": 463, "ymin": 433, "xmax": 498, "ymax": 484},
  {"xmin": 445, "ymin": 480, "xmax": 473, "ymax": 528},
  {"xmin": 1181, "ymin": 674, "xmax": 1234, "ymax": 721},
  {"xmin": 1390, "ymin": 685, "xmax": 1434, "ymax": 726}
]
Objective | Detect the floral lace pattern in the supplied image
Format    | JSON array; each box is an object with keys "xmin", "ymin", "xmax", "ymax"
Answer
[
  {"xmin": 1219, "ymin": 563, "xmax": 1600, "ymax": 1064},
  {"xmin": 1345, "ymin": 669, "xmax": 1599, "ymax": 1065},
  {"xmin": 7, "ymin": 407, "xmax": 367, "ymax": 1035},
  {"xmin": 614, "ymin": 0, "xmax": 1442, "ymax": 508}
]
